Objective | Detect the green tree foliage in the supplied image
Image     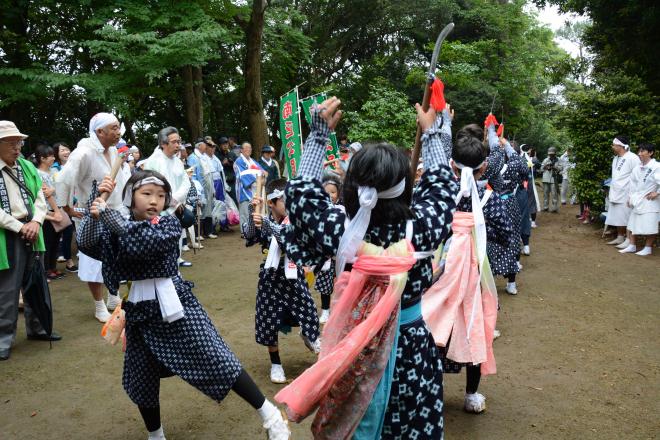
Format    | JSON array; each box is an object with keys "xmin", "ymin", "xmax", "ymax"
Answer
[
  {"xmin": 1, "ymin": 0, "xmax": 573, "ymax": 160},
  {"xmin": 344, "ymin": 80, "xmax": 417, "ymax": 147},
  {"xmin": 561, "ymin": 73, "xmax": 660, "ymax": 212},
  {"xmin": 536, "ymin": 0, "xmax": 660, "ymax": 95}
]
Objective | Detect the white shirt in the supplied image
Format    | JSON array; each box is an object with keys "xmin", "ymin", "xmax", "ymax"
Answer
[
  {"xmin": 628, "ymin": 159, "xmax": 660, "ymax": 214},
  {"xmin": 609, "ymin": 151, "xmax": 641, "ymax": 204},
  {"xmin": 144, "ymin": 148, "xmax": 191, "ymax": 211},
  {"xmin": 57, "ymin": 137, "xmax": 129, "ymax": 213},
  {"xmin": 0, "ymin": 159, "xmax": 48, "ymax": 232}
]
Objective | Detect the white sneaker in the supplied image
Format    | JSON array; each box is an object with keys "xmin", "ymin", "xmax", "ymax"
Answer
[
  {"xmin": 615, "ymin": 239, "xmax": 630, "ymax": 249},
  {"xmin": 107, "ymin": 294, "xmax": 122, "ymax": 311},
  {"xmin": 531, "ymin": 221, "xmax": 537, "ymax": 228},
  {"xmin": 199, "ymin": 236, "xmax": 205, "ymax": 241},
  {"xmin": 607, "ymin": 236, "xmax": 625, "ymax": 245},
  {"xmin": 618, "ymin": 245, "xmax": 637, "ymax": 254},
  {"xmin": 57, "ymin": 256, "xmax": 66, "ymax": 263},
  {"xmin": 207, "ymin": 234, "xmax": 218, "ymax": 239},
  {"xmin": 517, "ymin": 261, "xmax": 523, "ymax": 271},
  {"xmin": 95, "ymin": 308, "xmax": 112, "ymax": 323},
  {"xmin": 493, "ymin": 329, "xmax": 501, "ymax": 340},
  {"xmin": 193, "ymin": 241, "xmax": 204, "ymax": 249},
  {"xmin": 300, "ymin": 333, "xmax": 321, "ymax": 354},
  {"xmin": 464, "ymin": 392, "xmax": 487, "ymax": 413},
  {"xmin": 319, "ymin": 309, "xmax": 330, "ymax": 324},
  {"xmin": 263, "ymin": 409, "xmax": 290, "ymax": 440},
  {"xmin": 181, "ymin": 245, "xmax": 190, "ymax": 252},
  {"xmin": 270, "ymin": 364, "xmax": 287, "ymax": 384},
  {"xmin": 522, "ymin": 245, "xmax": 530, "ymax": 255},
  {"xmin": 506, "ymin": 282, "xmax": 518, "ymax": 295},
  {"xmin": 635, "ymin": 247, "xmax": 653, "ymax": 256}
]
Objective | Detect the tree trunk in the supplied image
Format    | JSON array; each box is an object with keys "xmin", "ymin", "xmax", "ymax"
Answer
[
  {"xmin": 243, "ymin": 0, "xmax": 269, "ymax": 158},
  {"xmin": 182, "ymin": 65, "xmax": 204, "ymax": 141}
]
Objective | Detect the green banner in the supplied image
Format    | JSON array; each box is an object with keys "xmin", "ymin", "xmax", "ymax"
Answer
[
  {"xmin": 300, "ymin": 93, "xmax": 340, "ymax": 169},
  {"xmin": 279, "ymin": 88, "xmax": 303, "ymax": 178}
]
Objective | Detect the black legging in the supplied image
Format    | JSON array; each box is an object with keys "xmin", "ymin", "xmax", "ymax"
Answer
[
  {"xmin": 506, "ymin": 273, "xmax": 516, "ymax": 283},
  {"xmin": 522, "ymin": 234, "xmax": 530, "ymax": 246},
  {"xmin": 321, "ymin": 294, "xmax": 331, "ymax": 310},
  {"xmin": 466, "ymin": 364, "xmax": 482, "ymax": 394},
  {"xmin": 137, "ymin": 369, "xmax": 265, "ymax": 431},
  {"xmin": 530, "ymin": 212, "xmax": 537, "ymax": 222},
  {"xmin": 42, "ymin": 220, "xmax": 62, "ymax": 271}
]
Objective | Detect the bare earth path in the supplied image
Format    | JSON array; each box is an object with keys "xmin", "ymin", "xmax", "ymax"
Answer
[{"xmin": 1, "ymin": 208, "xmax": 658, "ymax": 439}]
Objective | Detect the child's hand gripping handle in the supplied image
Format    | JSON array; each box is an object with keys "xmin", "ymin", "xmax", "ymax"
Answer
[{"xmin": 99, "ymin": 152, "xmax": 125, "ymax": 201}]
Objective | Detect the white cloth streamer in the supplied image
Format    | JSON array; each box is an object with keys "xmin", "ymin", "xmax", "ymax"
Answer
[
  {"xmin": 129, "ymin": 278, "xmax": 184, "ymax": 323},
  {"xmin": 336, "ymin": 178, "xmax": 406, "ymax": 275},
  {"xmin": 263, "ymin": 217, "xmax": 297, "ymax": 279}
]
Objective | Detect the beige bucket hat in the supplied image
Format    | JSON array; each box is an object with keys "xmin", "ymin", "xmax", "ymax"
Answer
[{"xmin": 0, "ymin": 121, "xmax": 28, "ymax": 140}]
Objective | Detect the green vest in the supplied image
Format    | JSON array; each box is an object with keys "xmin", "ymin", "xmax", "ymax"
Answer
[{"xmin": 0, "ymin": 157, "xmax": 46, "ymax": 270}]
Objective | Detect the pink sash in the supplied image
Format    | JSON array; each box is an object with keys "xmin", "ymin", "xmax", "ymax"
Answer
[
  {"xmin": 421, "ymin": 211, "xmax": 498, "ymax": 374},
  {"xmin": 275, "ymin": 240, "xmax": 416, "ymax": 436}
]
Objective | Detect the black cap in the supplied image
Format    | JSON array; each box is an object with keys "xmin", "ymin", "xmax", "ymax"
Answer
[
  {"xmin": 262, "ymin": 145, "xmax": 275, "ymax": 153},
  {"xmin": 219, "ymin": 136, "xmax": 229, "ymax": 144}
]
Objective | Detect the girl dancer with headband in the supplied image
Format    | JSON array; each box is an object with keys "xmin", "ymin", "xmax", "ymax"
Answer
[
  {"xmin": 245, "ymin": 178, "xmax": 321, "ymax": 384},
  {"xmin": 275, "ymin": 96, "xmax": 458, "ymax": 439},
  {"xmin": 78, "ymin": 170, "xmax": 290, "ymax": 440}
]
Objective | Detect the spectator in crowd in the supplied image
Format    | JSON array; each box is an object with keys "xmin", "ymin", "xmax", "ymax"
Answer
[
  {"xmin": 605, "ymin": 135, "xmax": 641, "ymax": 245},
  {"xmin": 217, "ymin": 137, "xmax": 237, "ymax": 203},
  {"xmin": 144, "ymin": 127, "xmax": 193, "ymax": 267},
  {"xmin": 541, "ymin": 147, "xmax": 563, "ymax": 212},
  {"xmin": 234, "ymin": 142, "xmax": 263, "ymax": 229},
  {"xmin": 57, "ymin": 113, "xmax": 129, "ymax": 323},
  {"xmin": 258, "ymin": 145, "xmax": 280, "ymax": 186},
  {"xmin": 31, "ymin": 144, "xmax": 66, "ymax": 281},
  {"xmin": 52, "ymin": 142, "xmax": 71, "ymax": 171},
  {"xmin": 0, "ymin": 121, "xmax": 61, "ymax": 361},
  {"xmin": 618, "ymin": 142, "xmax": 659, "ymax": 255},
  {"xmin": 559, "ymin": 147, "xmax": 575, "ymax": 205},
  {"xmin": 51, "ymin": 142, "xmax": 77, "ymax": 271}
]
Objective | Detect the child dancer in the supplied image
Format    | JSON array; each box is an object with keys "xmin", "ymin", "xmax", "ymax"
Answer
[
  {"xmin": 275, "ymin": 96, "xmax": 458, "ymax": 439},
  {"xmin": 244, "ymin": 178, "xmax": 321, "ymax": 384},
  {"xmin": 424, "ymin": 121, "xmax": 515, "ymax": 413},
  {"xmin": 483, "ymin": 116, "xmax": 527, "ymax": 295},
  {"xmin": 79, "ymin": 170, "xmax": 289, "ymax": 440},
  {"xmin": 313, "ymin": 176, "xmax": 344, "ymax": 324}
]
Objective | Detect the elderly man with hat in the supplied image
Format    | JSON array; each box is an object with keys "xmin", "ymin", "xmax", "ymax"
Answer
[
  {"xmin": 541, "ymin": 147, "xmax": 564, "ymax": 213},
  {"xmin": 216, "ymin": 136, "xmax": 237, "ymax": 203},
  {"xmin": 258, "ymin": 145, "xmax": 280, "ymax": 186},
  {"xmin": 0, "ymin": 121, "xmax": 61, "ymax": 360},
  {"xmin": 57, "ymin": 112, "xmax": 129, "ymax": 323}
]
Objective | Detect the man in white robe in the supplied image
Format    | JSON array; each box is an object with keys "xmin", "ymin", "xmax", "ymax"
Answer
[
  {"xmin": 57, "ymin": 113, "xmax": 129, "ymax": 322},
  {"xmin": 618, "ymin": 143, "xmax": 659, "ymax": 255},
  {"xmin": 605, "ymin": 135, "xmax": 641, "ymax": 245}
]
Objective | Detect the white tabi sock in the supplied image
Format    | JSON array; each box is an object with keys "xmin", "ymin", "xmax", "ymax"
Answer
[
  {"xmin": 257, "ymin": 399, "xmax": 278, "ymax": 423},
  {"xmin": 95, "ymin": 300, "xmax": 108, "ymax": 313},
  {"xmin": 147, "ymin": 426, "xmax": 165, "ymax": 440}
]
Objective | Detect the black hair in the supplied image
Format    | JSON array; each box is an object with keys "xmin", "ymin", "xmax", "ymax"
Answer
[
  {"xmin": 457, "ymin": 123, "xmax": 489, "ymax": 155},
  {"xmin": 30, "ymin": 144, "xmax": 54, "ymax": 167},
  {"xmin": 53, "ymin": 142, "xmax": 70, "ymax": 164},
  {"xmin": 638, "ymin": 142, "xmax": 655, "ymax": 154},
  {"xmin": 322, "ymin": 175, "xmax": 342, "ymax": 192},
  {"xmin": 339, "ymin": 134, "xmax": 348, "ymax": 142},
  {"xmin": 343, "ymin": 143, "xmax": 412, "ymax": 225},
  {"xmin": 453, "ymin": 134, "xmax": 487, "ymax": 172},
  {"xmin": 614, "ymin": 134, "xmax": 629, "ymax": 145},
  {"xmin": 266, "ymin": 178, "xmax": 287, "ymax": 199},
  {"xmin": 123, "ymin": 169, "xmax": 172, "ymax": 209}
]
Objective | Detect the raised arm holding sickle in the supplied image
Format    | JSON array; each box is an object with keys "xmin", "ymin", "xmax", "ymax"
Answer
[{"xmin": 90, "ymin": 176, "xmax": 117, "ymax": 220}]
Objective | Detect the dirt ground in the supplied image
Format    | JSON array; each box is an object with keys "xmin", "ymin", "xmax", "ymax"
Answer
[{"xmin": 1, "ymin": 207, "xmax": 658, "ymax": 440}]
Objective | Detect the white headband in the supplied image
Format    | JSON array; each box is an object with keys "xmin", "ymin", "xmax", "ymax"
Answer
[
  {"xmin": 267, "ymin": 189, "xmax": 285, "ymax": 201},
  {"xmin": 613, "ymin": 138, "xmax": 629, "ymax": 150},
  {"xmin": 89, "ymin": 112, "xmax": 119, "ymax": 152},
  {"xmin": 123, "ymin": 176, "xmax": 166, "ymax": 207},
  {"xmin": 336, "ymin": 178, "xmax": 406, "ymax": 274}
]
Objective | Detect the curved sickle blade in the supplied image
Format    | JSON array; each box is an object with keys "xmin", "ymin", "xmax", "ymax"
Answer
[{"xmin": 428, "ymin": 22, "xmax": 455, "ymax": 75}]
